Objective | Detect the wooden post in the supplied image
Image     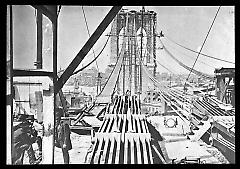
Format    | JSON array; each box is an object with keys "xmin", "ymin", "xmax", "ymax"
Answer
[
  {"xmin": 42, "ymin": 5, "xmax": 57, "ymax": 164},
  {"xmin": 52, "ymin": 6, "xmax": 58, "ymax": 163},
  {"xmin": 42, "ymin": 80, "xmax": 54, "ymax": 164}
]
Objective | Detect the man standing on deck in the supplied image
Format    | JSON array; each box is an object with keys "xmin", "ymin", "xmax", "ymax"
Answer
[{"xmin": 55, "ymin": 107, "xmax": 72, "ymax": 164}]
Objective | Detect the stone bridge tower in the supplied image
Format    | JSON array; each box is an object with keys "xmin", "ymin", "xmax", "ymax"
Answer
[{"xmin": 108, "ymin": 8, "xmax": 157, "ymax": 96}]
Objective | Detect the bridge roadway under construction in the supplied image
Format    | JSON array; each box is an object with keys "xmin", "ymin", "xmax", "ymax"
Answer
[
  {"xmin": 82, "ymin": 52, "xmax": 235, "ymax": 163},
  {"xmin": 86, "ymin": 95, "xmax": 167, "ymax": 164}
]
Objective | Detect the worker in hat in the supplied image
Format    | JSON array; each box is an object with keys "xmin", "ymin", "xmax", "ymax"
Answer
[
  {"xmin": 55, "ymin": 107, "xmax": 72, "ymax": 164},
  {"xmin": 12, "ymin": 114, "xmax": 40, "ymax": 165}
]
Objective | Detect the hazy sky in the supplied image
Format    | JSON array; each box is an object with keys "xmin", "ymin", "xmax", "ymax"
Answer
[{"xmin": 7, "ymin": 6, "xmax": 235, "ymax": 75}]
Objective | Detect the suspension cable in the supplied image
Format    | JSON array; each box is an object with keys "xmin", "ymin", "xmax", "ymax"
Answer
[
  {"xmin": 160, "ymin": 38, "xmax": 216, "ymax": 69},
  {"xmin": 136, "ymin": 41, "xmax": 199, "ymax": 91},
  {"xmin": 184, "ymin": 6, "xmax": 221, "ymax": 90},
  {"xmin": 159, "ymin": 38, "xmax": 214, "ymax": 80},
  {"xmin": 57, "ymin": 38, "xmax": 109, "ymax": 75},
  {"xmin": 72, "ymin": 35, "xmax": 110, "ymax": 75},
  {"xmin": 164, "ymin": 33, "xmax": 234, "ymax": 65},
  {"xmin": 82, "ymin": 6, "xmax": 100, "ymax": 72}
]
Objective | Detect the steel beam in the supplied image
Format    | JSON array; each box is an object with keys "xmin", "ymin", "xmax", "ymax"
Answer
[
  {"xmin": 56, "ymin": 6, "xmax": 122, "ymax": 93},
  {"xmin": 13, "ymin": 69, "xmax": 53, "ymax": 77},
  {"xmin": 32, "ymin": 5, "xmax": 57, "ymax": 22}
]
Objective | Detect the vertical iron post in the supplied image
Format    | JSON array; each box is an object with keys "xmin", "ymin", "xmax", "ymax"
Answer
[
  {"xmin": 36, "ymin": 11, "xmax": 43, "ymax": 69},
  {"xmin": 52, "ymin": 6, "xmax": 58, "ymax": 164},
  {"xmin": 9, "ymin": 5, "xmax": 14, "ymax": 164}
]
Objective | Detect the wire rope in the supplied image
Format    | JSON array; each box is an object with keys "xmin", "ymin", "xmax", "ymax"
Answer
[
  {"xmin": 81, "ymin": 6, "xmax": 99, "ymax": 72},
  {"xmin": 160, "ymin": 38, "xmax": 216, "ymax": 69},
  {"xmin": 72, "ymin": 35, "xmax": 110, "ymax": 75},
  {"xmin": 184, "ymin": 6, "xmax": 221, "ymax": 90},
  {"xmin": 164, "ymin": 34, "xmax": 234, "ymax": 65}
]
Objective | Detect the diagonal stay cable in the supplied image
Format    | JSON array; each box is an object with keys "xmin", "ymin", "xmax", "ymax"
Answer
[
  {"xmin": 184, "ymin": 6, "xmax": 221, "ymax": 90},
  {"xmin": 82, "ymin": 6, "xmax": 99, "ymax": 72}
]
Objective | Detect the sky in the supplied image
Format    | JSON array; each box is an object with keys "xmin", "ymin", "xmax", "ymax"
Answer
[{"xmin": 7, "ymin": 6, "xmax": 235, "ymax": 75}]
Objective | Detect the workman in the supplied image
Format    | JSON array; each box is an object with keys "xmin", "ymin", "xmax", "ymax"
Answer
[
  {"xmin": 33, "ymin": 120, "xmax": 43, "ymax": 157},
  {"xmin": 55, "ymin": 107, "xmax": 72, "ymax": 164},
  {"xmin": 126, "ymin": 90, "xmax": 130, "ymax": 96},
  {"xmin": 12, "ymin": 114, "xmax": 40, "ymax": 165}
]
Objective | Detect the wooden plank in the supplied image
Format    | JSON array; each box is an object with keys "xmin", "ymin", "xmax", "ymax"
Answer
[
  {"xmin": 213, "ymin": 121, "xmax": 235, "ymax": 138},
  {"xmin": 107, "ymin": 136, "xmax": 115, "ymax": 164},
  {"xmin": 88, "ymin": 137, "xmax": 100, "ymax": 164},
  {"xmin": 137, "ymin": 98, "xmax": 141, "ymax": 114},
  {"xmin": 13, "ymin": 69, "xmax": 53, "ymax": 77},
  {"xmin": 135, "ymin": 98, "xmax": 138, "ymax": 114},
  {"xmin": 132, "ymin": 115, "xmax": 136, "ymax": 133},
  {"xmin": 141, "ymin": 137, "xmax": 149, "ymax": 164},
  {"xmin": 99, "ymin": 116, "xmax": 109, "ymax": 132},
  {"xmin": 121, "ymin": 115, "xmax": 127, "ymax": 141},
  {"xmin": 135, "ymin": 136, "xmax": 142, "ymax": 164},
  {"xmin": 194, "ymin": 100, "xmax": 213, "ymax": 116},
  {"xmin": 127, "ymin": 114, "xmax": 133, "ymax": 132},
  {"xmin": 112, "ymin": 116, "xmax": 120, "ymax": 133},
  {"xmin": 146, "ymin": 138, "xmax": 154, "ymax": 164},
  {"xmin": 114, "ymin": 96, "xmax": 121, "ymax": 114},
  {"xmin": 118, "ymin": 115, "xmax": 122, "ymax": 132},
  {"xmin": 98, "ymin": 118, "xmax": 106, "ymax": 132},
  {"xmin": 124, "ymin": 135, "xmax": 129, "ymax": 164},
  {"xmin": 70, "ymin": 126, "xmax": 93, "ymax": 130},
  {"xmin": 116, "ymin": 96, "xmax": 121, "ymax": 114},
  {"xmin": 122, "ymin": 96, "xmax": 126, "ymax": 114},
  {"xmin": 144, "ymin": 118, "xmax": 149, "ymax": 133},
  {"xmin": 140, "ymin": 117, "xmax": 147, "ymax": 133},
  {"xmin": 112, "ymin": 96, "xmax": 118, "ymax": 114},
  {"xmin": 106, "ymin": 116, "xmax": 114, "ymax": 133},
  {"xmin": 71, "ymin": 112, "xmax": 85, "ymax": 126},
  {"xmin": 152, "ymin": 144, "xmax": 166, "ymax": 164},
  {"xmin": 114, "ymin": 134, "xmax": 121, "ymax": 164},
  {"xmin": 100, "ymin": 136, "xmax": 110, "ymax": 164},
  {"xmin": 131, "ymin": 96, "xmax": 135, "ymax": 114},
  {"xmin": 130, "ymin": 135, "xmax": 135, "ymax": 164},
  {"xmin": 136, "ymin": 116, "xmax": 142, "ymax": 133},
  {"xmin": 93, "ymin": 136, "xmax": 104, "ymax": 164}
]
